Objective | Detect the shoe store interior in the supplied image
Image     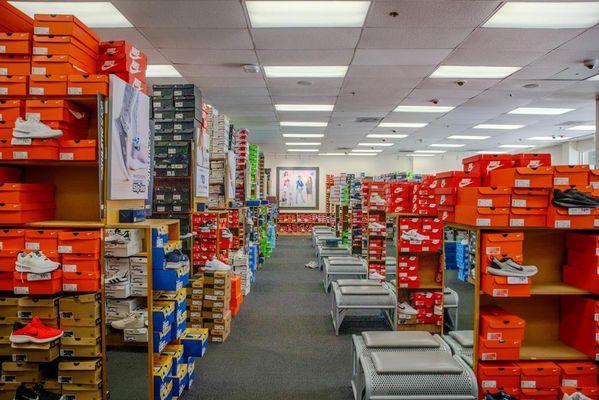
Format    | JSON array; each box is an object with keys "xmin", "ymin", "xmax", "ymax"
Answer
[{"xmin": 0, "ymin": 1, "xmax": 599, "ymax": 400}]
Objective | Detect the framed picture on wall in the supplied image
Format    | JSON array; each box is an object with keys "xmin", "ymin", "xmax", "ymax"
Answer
[{"xmin": 276, "ymin": 167, "xmax": 319, "ymax": 210}]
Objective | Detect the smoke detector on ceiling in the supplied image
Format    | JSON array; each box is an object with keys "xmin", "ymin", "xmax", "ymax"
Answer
[{"xmin": 242, "ymin": 64, "xmax": 261, "ymax": 74}]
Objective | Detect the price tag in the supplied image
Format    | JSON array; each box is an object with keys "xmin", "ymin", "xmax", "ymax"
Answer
[
  {"xmin": 25, "ymin": 242, "xmax": 39, "ymax": 250},
  {"xmin": 0, "ymin": 88, "xmax": 7, "ymax": 95},
  {"xmin": 175, "ymin": 113, "xmax": 183, "ymax": 119},
  {"xmin": 28, "ymin": 272, "xmax": 51, "ymax": 281},
  {"xmin": 0, "ymin": 46, "xmax": 5, "ymax": 53},
  {"xmin": 593, "ymin": 182, "xmax": 599, "ymax": 189},
  {"xmin": 154, "ymin": 113, "xmax": 163, "ymax": 119},
  {"xmin": 174, "ymin": 135, "xmax": 182, "ymax": 140},
  {"xmin": 521, "ymin": 381, "xmax": 536, "ymax": 389},
  {"xmin": 175, "ymin": 102, "xmax": 183, "ymax": 108},
  {"xmin": 68, "ymin": 87, "xmax": 82, "ymax": 95},
  {"xmin": 13, "ymin": 151, "xmax": 28, "ymax": 159},
  {"xmin": 555, "ymin": 220, "xmax": 571, "ymax": 228},
  {"xmin": 476, "ymin": 218, "xmax": 491, "ymax": 226},
  {"xmin": 492, "ymin": 289, "xmax": 508, "ymax": 297},
  {"xmin": 29, "ymin": 87, "xmax": 44, "ymax": 95},
  {"xmin": 510, "ymin": 219, "xmax": 524, "ymax": 227},
  {"xmin": 478, "ymin": 198, "xmax": 492, "ymax": 207},
  {"xmin": 486, "ymin": 333, "xmax": 502, "ymax": 340},
  {"xmin": 63, "ymin": 265, "xmax": 77, "ymax": 273},
  {"xmin": 34, "ymin": 26, "xmax": 50, "ymax": 35},
  {"xmin": 31, "ymin": 67, "xmax": 46, "ymax": 75},
  {"xmin": 481, "ymin": 380, "xmax": 496, "ymax": 388},
  {"xmin": 562, "ymin": 379, "xmax": 578, "ymax": 387},
  {"xmin": 13, "ymin": 286, "xmax": 28, "ymax": 295},
  {"xmin": 11, "ymin": 138, "xmax": 31, "ymax": 146},
  {"xmin": 59, "ymin": 153, "xmax": 74, "ymax": 160},
  {"xmin": 512, "ymin": 199, "xmax": 526, "ymax": 207},
  {"xmin": 554, "ymin": 177, "xmax": 569, "ymax": 185},
  {"xmin": 33, "ymin": 47, "xmax": 48, "ymax": 55},
  {"xmin": 507, "ymin": 276, "xmax": 529, "ymax": 285},
  {"xmin": 568, "ymin": 207, "xmax": 590, "ymax": 215},
  {"xmin": 515, "ymin": 179, "xmax": 530, "ymax": 188},
  {"xmin": 481, "ymin": 352, "xmax": 497, "ymax": 361},
  {"xmin": 58, "ymin": 245, "xmax": 73, "ymax": 253}
]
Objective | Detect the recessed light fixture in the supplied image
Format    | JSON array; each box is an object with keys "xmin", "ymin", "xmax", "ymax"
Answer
[
  {"xmin": 146, "ymin": 65, "xmax": 182, "ymax": 78},
  {"xmin": 351, "ymin": 149, "xmax": 383, "ymax": 153},
  {"xmin": 477, "ymin": 150, "xmax": 508, "ymax": 154},
  {"xmin": 275, "ymin": 104, "xmax": 334, "ymax": 112},
  {"xmin": 9, "ymin": 1, "xmax": 133, "ymax": 27},
  {"xmin": 318, "ymin": 153, "xmax": 346, "ymax": 156},
  {"xmin": 285, "ymin": 142, "xmax": 321, "ymax": 146},
  {"xmin": 483, "ymin": 2, "xmax": 599, "ymax": 29},
  {"xmin": 280, "ymin": 121, "xmax": 328, "ymax": 127},
  {"xmin": 246, "ymin": 1, "xmax": 371, "ymax": 28},
  {"xmin": 348, "ymin": 153, "xmax": 377, "ymax": 156},
  {"xmin": 357, "ymin": 142, "xmax": 394, "ymax": 147},
  {"xmin": 567, "ymin": 125, "xmax": 595, "ymax": 131},
  {"xmin": 498, "ymin": 144, "xmax": 535, "ymax": 148},
  {"xmin": 508, "ymin": 107, "xmax": 574, "ymax": 115},
  {"xmin": 282, "ymin": 133, "xmax": 325, "ymax": 138},
  {"xmin": 287, "ymin": 148, "xmax": 319, "ymax": 152},
  {"xmin": 394, "ymin": 105, "xmax": 455, "ymax": 113},
  {"xmin": 367, "ymin": 134, "xmax": 408, "ymax": 139},
  {"xmin": 378, "ymin": 122, "xmax": 428, "ymax": 128},
  {"xmin": 447, "ymin": 135, "xmax": 491, "ymax": 140},
  {"xmin": 473, "ymin": 124, "xmax": 525, "ymax": 130},
  {"xmin": 406, "ymin": 153, "xmax": 435, "ymax": 157},
  {"xmin": 415, "ymin": 150, "xmax": 446, "ymax": 154},
  {"xmin": 429, "ymin": 144, "xmax": 466, "ymax": 148},
  {"xmin": 264, "ymin": 66, "xmax": 348, "ymax": 78},
  {"xmin": 527, "ymin": 136, "xmax": 570, "ymax": 141},
  {"xmin": 431, "ymin": 65, "xmax": 521, "ymax": 79}
]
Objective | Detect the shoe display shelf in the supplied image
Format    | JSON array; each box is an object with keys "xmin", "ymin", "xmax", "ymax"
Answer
[
  {"xmin": 227, "ymin": 208, "xmax": 246, "ymax": 250},
  {"xmin": 363, "ymin": 180, "xmax": 388, "ymax": 283},
  {"xmin": 445, "ymin": 223, "xmax": 598, "ymax": 385},
  {"xmin": 248, "ymin": 144, "xmax": 260, "ymax": 201},
  {"xmin": 350, "ymin": 179, "xmax": 363, "ymax": 255},
  {"xmin": 277, "ymin": 212, "xmax": 328, "ymax": 235},
  {"xmin": 325, "ymin": 174, "xmax": 334, "ymax": 227},
  {"xmin": 394, "ymin": 214, "xmax": 444, "ymax": 334}
]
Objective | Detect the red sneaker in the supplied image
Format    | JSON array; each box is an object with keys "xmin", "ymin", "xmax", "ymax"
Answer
[{"xmin": 9, "ymin": 316, "xmax": 63, "ymax": 344}]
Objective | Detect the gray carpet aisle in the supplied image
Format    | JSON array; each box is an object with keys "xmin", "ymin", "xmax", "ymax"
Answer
[{"xmin": 191, "ymin": 236, "xmax": 362, "ymax": 400}]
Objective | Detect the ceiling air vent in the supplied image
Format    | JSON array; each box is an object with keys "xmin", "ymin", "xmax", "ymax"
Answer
[{"xmin": 355, "ymin": 117, "xmax": 382, "ymax": 123}]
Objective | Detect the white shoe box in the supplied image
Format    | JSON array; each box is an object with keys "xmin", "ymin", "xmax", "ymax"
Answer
[
  {"xmin": 130, "ymin": 257, "xmax": 147, "ymax": 276},
  {"xmin": 105, "ymin": 239, "xmax": 143, "ymax": 258},
  {"xmin": 106, "ymin": 310, "xmax": 129, "ymax": 323},
  {"xmin": 130, "ymin": 283, "xmax": 148, "ymax": 297},
  {"xmin": 105, "ymin": 283, "xmax": 131, "ymax": 299},
  {"xmin": 130, "ymin": 274, "xmax": 146, "ymax": 285},
  {"xmin": 106, "ymin": 298, "xmax": 142, "ymax": 315},
  {"xmin": 124, "ymin": 327, "xmax": 148, "ymax": 343},
  {"xmin": 105, "ymin": 257, "xmax": 130, "ymax": 274},
  {"xmin": 105, "ymin": 229, "xmax": 143, "ymax": 242}
]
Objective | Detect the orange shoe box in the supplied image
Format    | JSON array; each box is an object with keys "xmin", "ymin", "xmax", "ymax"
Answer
[
  {"xmin": 435, "ymin": 187, "xmax": 457, "ymax": 206},
  {"xmin": 454, "ymin": 205, "xmax": 509, "ymax": 227},
  {"xmin": 61, "ymin": 253, "xmax": 100, "ymax": 274},
  {"xmin": 58, "ymin": 139, "xmax": 96, "ymax": 161},
  {"xmin": 31, "ymin": 55, "xmax": 94, "ymax": 76},
  {"xmin": 553, "ymin": 165, "xmax": 589, "ymax": 187},
  {"xmin": 557, "ymin": 362, "xmax": 598, "ymax": 387},
  {"xmin": 482, "ymin": 273, "xmax": 531, "ymax": 297},
  {"xmin": 0, "ymin": 138, "xmax": 59, "ymax": 160},
  {"xmin": 518, "ymin": 361, "xmax": 561, "ymax": 389},
  {"xmin": 33, "ymin": 35, "xmax": 97, "ymax": 68},
  {"xmin": 478, "ymin": 362, "xmax": 521, "ymax": 393},
  {"xmin": 0, "ymin": 33, "xmax": 30, "ymax": 55},
  {"xmin": 28, "ymin": 74, "xmax": 67, "ymax": 96},
  {"xmin": 0, "ymin": 271, "xmax": 12, "ymax": 290},
  {"xmin": 0, "ymin": 249, "xmax": 18, "ymax": 271},
  {"xmin": 62, "ymin": 271, "xmax": 100, "ymax": 292},
  {"xmin": 67, "ymin": 75, "xmax": 108, "ymax": 96},
  {"xmin": 479, "ymin": 336, "xmax": 521, "ymax": 361},
  {"xmin": 511, "ymin": 188, "xmax": 550, "ymax": 208},
  {"xmin": 13, "ymin": 270, "xmax": 62, "ymax": 295},
  {"xmin": 0, "ymin": 55, "xmax": 30, "ymax": 76},
  {"xmin": 25, "ymin": 99, "xmax": 90, "ymax": 127},
  {"xmin": 560, "ymin": 297, "xmax": 599, "ymax": 360},
  {"xmin": 0, "ymin": 183, "xmax": 54, "ymax": 204},
  {"xmin": 434, "ymin": 170, "xmax": 480, "ymax": 188},
  {"xmin": 563, "ymin": 263, "xmax": 598, "ymax": 294},
  {"xmin": 463, "ymin": 154, "xmax": 514, "ymax": 185},
  {"xmin": 0, "ymin": 202, "xmax": 55, "ymax": 225},
  {"xmin": 0, "ymin": 75, "xmax": 27, "ymax": 96},
  {"xmin": 509, "ymin": 207, "xmax": 547, "ymax": 227},
  {"xmin": 457, "ymin": 186, "xmax": 511, "ymax": 208},
  {"xmin": 480, "ymin": 310, "xmax": 525, "ymax": 341},
  {"xmin": 0, "ymin": 228, "xmax": 24, "ymax": 250},
  {"xmin": 490, "ymin": 167, "xmax": 553, "ymax": 189},
  {"xmin": 0, "ymin": 99, "xmax": 22, "ymax": 122},
  {"xmin": 565, "ymin": 232, "xmax": 599, "ymax": 253},
  {"xmin": 0, "ymin": 1, "xmax": 33, "ymax": 32},
  {"xmin": 58, "ymin": 231, "xmax": 101, "ymax": 255},
  {"xmin": 590, "ymin": 169, "xmax": 599, "ymax": 190},
  {"xmin": 438, "ymin": 205, "xmax": 455, "ymax": 222},
  {"xmin": 43, "ymin": 121, "xmax": 86, "ymax": 141},
  {"xmin": 25, "ymin": 229, "xmax": 60, "ymax": 252},
  {"xmin": 560, "ymin": 387, "xmax": 599, "ymax": 400},
  {"xmin": 514, "ymin": 153, "xmax": 552, "ymax": 168},
  {"xmin": 33, "ymin": 14, "xmax": 99, "ymax": 55},
  {"xmin": 520, "ymin": 388, "xmax": 559, "ymax": 400},
  {"xmin": 546, "ymin": 204, "xmax": 596, "ymax": 229},
  {"xmin": 0, "ymin": 127, "xmax": 12, "ymax": 140}
]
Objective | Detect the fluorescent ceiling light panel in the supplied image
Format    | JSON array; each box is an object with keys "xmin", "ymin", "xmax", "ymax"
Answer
[
  {"xmin": 406, "ymin": 153, "xmax": 435, "ymax": 157},
  {"xmin": 431, "ymin": 65, "xmax": 520, "ymax": 79},
  {"xmin": 415, "ymin": 150, "xmax": 446, "ymax": 154},
  {"xmin": 478, "ymin": 151, "xmax": 508, "ymax": 154},
  {"xmin": 527, "ymin": 136, "xmax": 570, "ymax": 141},
  {"xmin": 378, "ymin": 122, "xmax": 428, "ymax": 128},
  {"xmin": 287, "ymin": 148, "xmax": 319, "ymax": 152},
  {"xmin": 508, "ymin": 107, "xmax": 574, "ymax": 115},
  {"xmin": 282, "ymin": 133, "xmax": 324, "ymax": 138},
  {"xmin": 280, "ymin": 121, "xmax": 328, "ymax": 127},
  {"xmin": 567, "ymin": 125, "xmax": 595, "ymax": 131},
  {"xmin": 367, "ymin": 134, "xmax": 408, "ymax": 139},
  {"xmin": 264, "ymin": 66, "xmax": 348, "ymax": 78},
  {"xmin": 394, "ymin": 105, "xmax": 455, "ymax": 113},
  {"xmin": 430, "ymin": 144, "xmax": 465, "ymax": 148},
  {"xmin": 358, "ymin": 142, "xmax": 394, "ymax": 147},
  {"xmin": 9, "ymin": 1, "xmax": 133, "ymax": 28},
  {"xmin": 275, "ymin": 104, "xmax": 334, "ymax": 112},
  {"xmin": 146, "ymin": 65, "xmax": 182, "ymax": 78},
  {"xmin": 587, "ymin": 74, "xmax": 599, "ymax": 81},
  {"xmin": 351, "ymin": 149, "xmax": 383, "ymax": 153},
  {"xmin": 319, "ymin": 153, "xmax": 346, "ymax": 156},
  {"xmin": 447, "ymin": 135, "xmax": 490, "ymax": 140},
  {"xmin": 499, "ymin": 144, "xmax": 535, "ymax": 148},
  {"xmin": 285, "ymin": 142, "xmax": 321, "ymax": 146},
  {"xmin": 473, "ymin": 124, "xmax": 525, "ymax": 130},
  {"xmin": 483, "ymin": 2, "xmax": 599, "ymax": 29},
  {"xmin": 246, "ymin": 1, "xmax": 370, "ymax": 28},
  {"xmin": 348, "ymin": 153, "xmax": 377, "ymax": 156}
]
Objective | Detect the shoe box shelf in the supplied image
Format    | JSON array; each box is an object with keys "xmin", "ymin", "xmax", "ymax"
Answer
[
  {"xmin": 277, "ymin": 213, "xmax": 328, "ymax": 235},
  {"xmin": 350, "ymin": 179, "xmax": 362, "ymax": 255},
  {"xmin": 394, "ymin": 214, "xmax": 444, "ymax": 334},
  {"xmin": 444, "ymin": 222, "xmax": 597, "ymax": 376}
]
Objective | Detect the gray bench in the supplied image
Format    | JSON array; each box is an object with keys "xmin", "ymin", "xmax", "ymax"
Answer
[
  {"xmin": 322, "ymin": 257, "xmax": 367, "ymax": 292},
  {"xmin": 442, "ymin": 330, "xmax": 474, "ymax": 368}
]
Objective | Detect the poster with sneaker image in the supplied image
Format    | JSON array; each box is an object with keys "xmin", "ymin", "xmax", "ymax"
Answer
[
  {"xmin": 195, "ymin": 127, "xmax": 210, "ymax": 198},
  {"xmin": 108, "ymin": 75, "xmax": 151, "ymax": 199}
]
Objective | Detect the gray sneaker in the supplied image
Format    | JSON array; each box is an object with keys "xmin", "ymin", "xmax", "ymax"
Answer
[{"xmin": 486, "ymin": 257, "xmax": 538, "ymax": 277}]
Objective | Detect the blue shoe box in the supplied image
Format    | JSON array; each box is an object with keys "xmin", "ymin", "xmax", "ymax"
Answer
[
  {"xmin": 170, "ymin": 365, "xmax": 187, "ymax": 398},
  {"xmin": 153, "ymin": 325, "xmax": 172, "ymax": 353},
  {"xmin": 185, "ymin": 357, "xmax": 196, "ymax": 389},
  {"xmin": 153, "ymin": 247, "xmax": 167, "ymax": 270},
  {"xmin": 173, "ymin": 311, "xmax": 187, "ymax": 340},
  {"xmin": 152, "ymin": 227, "xmax": 169, "ymax": 248},
  {"xmin": 153, "ymin": 302, "xmax": 175, "ymax": 332},
  {"xmin": 181, "ymin": 328, "xmax": 208, "ymax": 358},
  {"xmin": 153, "ymin": 267, "xmax": 188, "ymax": 291}
]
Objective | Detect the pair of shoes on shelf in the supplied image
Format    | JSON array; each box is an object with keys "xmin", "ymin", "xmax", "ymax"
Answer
[
  {"xmin": 552, "ymin": 188, "xmax": 599, "ymax": 209},
  {"xmin": 400, "ymin": 229, "xmax": 429, "ymax": 242},
  {"xmin": 15, "ymin": 251, "xmax": 60, "ymax": 274},
  {"xmin": 165, "ymin": 249, "xmax": 189, "ymax": 269},
  {"xmin": 486, "ymin": 257, "xmax": 538, "ymax": 277},
  {"xmin": 13, "ymin": 117, "xmax": 62, "ymax": 139},
  {"xmin": 205, "ymin": 257, "xmax": 231, "ymax": 271},
  {"xmin": 111, "ymin": 309, "xmax": 148, "ymax": 330},
  {"xmin": 15, "ymin": 383, "xmax": 63, "ymax": 400}
]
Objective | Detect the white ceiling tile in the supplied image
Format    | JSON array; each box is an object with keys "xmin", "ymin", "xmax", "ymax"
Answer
[
  {"xmin": 269, "ymin": 85, "xmax": 341, "ymax": 97},
  {"xmin": 140, "ymin": 28, "xmax": 253, "ymax": 49},
  {"xmin": 443, "ymin": 48, "xmax": 546, "ymax": 67},
  {"xmin": 353, "ymin": 49, "xmax": 452, "ymax": 66},
  {"xmin": 187, "ymin": 77, "xmax": 266, "ymax": 88},
  {"xmin": 175, "ymin": 64, "xmax": 257, "ymax": 78},
  {"xmin": 272, "ymin": 96, "xmax": 337, "ymax": 105},
  {"xmin": 343, "ymin": 77, "xmax": 423, "ymax": 90},
  {"xmin": 359, "ymin": 27, "xmax": 472, "ymax": 49},
  {"xmin": 202, "ymin": 87, "xmax": 271, "ymax": 97},
  {"xmin": 558, "ymin": 27, "xmax": 599, "ymax": 51},
  {"xmin": 96, "ymin": 28, "xmax": 154, "ymax": 48},
  {"xmin": 205, "ymin": 96, "xmax": 273, "ymax": 105},
  {"xmin": 257, "ymin": 50, "xmax": 354, "ymax": 66},
  {"xmin": 347, "ymin": 65, "xmax": 436, "ymax": 78},
  {"xmin": 267, "ymin": 78, "xmax": 343, "ymax": 89},
  {"xmin": 252, "ymin": 28, "xmax": 361, "ymax": 50},
  {"xmin": 459, "ymin": 28, "xmax": 584, "ymax": 51},
  {"xmin": 140, "ymin": 48, "xmax": 169, "ymax": 64},
  {"xmin": 159, "ymin": 49, "xmax": 258, "ymax": 65}
]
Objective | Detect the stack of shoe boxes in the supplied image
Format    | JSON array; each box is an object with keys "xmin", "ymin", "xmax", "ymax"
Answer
[
  {"xmin": 480, "ymin": 232, "xmax": 530, "ymax": 297},
  {"xmin": 365, "ymin": 181, "xmax": 387, "ymax": 281},
  {"xmin": 235, "ymin": 129, "xmax": 249, "ymax": 201},
  {"xmin": 231, "ymin": 249, "xmax": 251, "ymax": 295},
  {"xmin": 249, "ymin": 144, "xmax": 259, "ymax": 200},
  {"xmin": 205, "ymin": 106, "xmax": 230, "ymax": 158},
  {"xmin": 191, "ymin": 212, "xmax": 228, "ymax": 270},
  {"xmin": 209, "ymin": 158, "xmax": 226, "ymax": 209},
  {"xmin": 191, "ymin": 271, "xmax": 232, "ymax": 343},
  {"xmin": 350, "ymin": 179, "xmax": 363, "ymax": 254},
  {"xmin": 97, "ymin": 41, "xmax": 147, "ymax": 93},
  {"xmin": 411, "ymin": 177, "xmax": 438, "ymax": 216}
]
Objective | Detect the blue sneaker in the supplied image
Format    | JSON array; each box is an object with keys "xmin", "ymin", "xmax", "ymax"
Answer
[{"xmin": 165, "ymin": 249, "xmax": 189, "ymax": 269}]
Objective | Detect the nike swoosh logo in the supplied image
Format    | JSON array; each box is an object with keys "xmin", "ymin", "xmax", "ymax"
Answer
[{"xmin": 68, "ymin": 109, "xmax": 86, "ymax": 120}]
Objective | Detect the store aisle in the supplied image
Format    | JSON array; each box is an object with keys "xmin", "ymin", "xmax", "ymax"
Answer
[{"xmin": 192, "ymin": 236, "xmax": 355, "ymax": 400}]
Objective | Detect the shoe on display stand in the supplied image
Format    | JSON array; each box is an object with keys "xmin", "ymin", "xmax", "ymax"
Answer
[
  {"xmin": 10, "ymin": 317, "xmax": 63, "ymax": 344},
  {"xmin": 105, "ymin": 229, "xmax": 131, "ymax": 244},
  {"xmin": 165, "ymin": 249, "xmax": 189, "ymax": 269},
  {"xmin": 400, "ymin": 229, "xmax": 430, "ymax": 242},
  {"xmin": 205, "ymin": 257, "xmax": 231, "ymax": 271},
  {"xmin": 105, "ymin": 270, "xmax": 129, "ymax": 285},
  {"xmin": 304, "ymin": 260, "xmax": 318, "ymax": 269},
  {"xmin": 486, "ymin": 257, "xmax": 538, "ymax": 277},
  {"xmin": 13, "ymin": 117, "xmax": 63, "ymax": 139},
  {"xmin": 111, "ymin": 312, "xmax": 146, "ymax": 330},
  {"xmin": 15, "ymin": 251, "xmax": 60, "ymax": 274},
  {"xmin": 15, "ymin": 383, "xmax": 63, "ymax": 400},
  {"xmin": 368, "ymin": 271, "xmax": 385, "ymax": 281},
  {"xmin": 397, "ymin": 301, "xmax": 418, "ymax": 317},
  {"xmin": 369, "ymin": 222, "xmax": 385, "ymax": 230}
]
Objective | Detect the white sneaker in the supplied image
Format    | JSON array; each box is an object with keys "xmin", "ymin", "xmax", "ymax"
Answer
[
  {"xmin": 205, "ymin": 257, "xmax": 231, "ymax": 271},
  {"xmin": 304, "ymin": 261, "xmax": 318, "ymax": 269},
  {"xmin": 369, "ymin": 222, "xmax": 386, "ymax": 231},
  {"xmin": 105, "ymin": 270, "xmax": 129, "ymax": 285},
  {"xmin": 128, "ymin": 156, "xmax": 147, "ymax": 172},
  {"xmin": 369, "ymin": 271, "xmax": 385, "ymax": 281},
  {"xmin": 369, "ymin": 194, "xmax": 386, "ymax": 206},
  {"xmin": 397, "ymin": 301, "xmax": 418, "ymax": 317},
  {"xmin": 221, "ymin": 229, "xmax": 233, "ymax": 239},
  {"xmin": 13, "ymin": 117, "xmax": 62, "ymax": 139},
  {"xmin": 15, "ymin": 251, "xmax": 60, "ymax": 273},
  {"xmin": 105, "ymin": 229, "xmax": 130, "ymax": 244},
  {"xmin": 111, "ymin": 313, "xmax": 145, "ymax": 330},
  {"xmin": 400, "ymin": 229, "xmax": 429, "ymax": 242},
  {"xmin": 564, "ymin": 393, "xmax": 592, "ymax": 400}
]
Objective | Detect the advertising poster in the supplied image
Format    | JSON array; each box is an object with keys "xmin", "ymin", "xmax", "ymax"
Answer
[
  {"xmin": 226, "ymin": 150, "xmax": 236, "ymax": 201},
  {"xmin": 108, "ymin": 76, "xmax": 151, "ymax": 200},
  {"xmin": 276, "ymin": 167, "xmax": 319, "ymax": 210},
  {"xmin": 195, "ymin": 127, "xmax": 210, "ymax": 198}
]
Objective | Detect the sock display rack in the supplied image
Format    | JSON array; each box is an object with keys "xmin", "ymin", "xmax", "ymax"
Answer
[{"xmin": 277, "ymin": 213, "xmax": 328, "ymax": 235}]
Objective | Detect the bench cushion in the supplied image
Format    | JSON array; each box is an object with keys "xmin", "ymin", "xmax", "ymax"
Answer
[
  {"xmin": 340, "ymin": 286, "xmax": 389, "ymax": 295},
  {"xmin": 328, "ymin": 257, "xmax": 363, "ymax": 265},
  {"xmin": 371, "ymin": 352, "xmax": 463, "ymax": 374},
  {"xmin": 362, "ymin": 331, "xmax": 440, "ymax": 348},
  {"xmin": 448, "ymin": 330, "xmax": 473, "ymax": 348},
  {"xmin": 326, "ymin": 263, "xmax": 366, "ymax": 273},
  {"xmin": 337, "ymin": 279, "xmax": 380, "ymax": 287}
]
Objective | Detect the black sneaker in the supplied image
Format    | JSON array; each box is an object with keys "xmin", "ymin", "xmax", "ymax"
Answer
[
  {"xmin": 485, "ymin": 391, "xmax": 515, "ymax": 400},
  {"xmin": 564, "ymin": 188, "xmax": 599, "ymax": 207},
  {"xmin": 552, "ymin": 189, "xmax": 599, "ymax": 208},
  {"xmin": 15, "ymin": 384, "xmax": 40, "ymax": 400},
  {"xmin": 32, "ymin": 385, "xmax": 63, "ymax": 400}
]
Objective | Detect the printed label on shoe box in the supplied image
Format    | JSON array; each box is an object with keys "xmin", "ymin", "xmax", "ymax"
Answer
[
  {"xmin": 11, "ymin": 138, "xmax": 31, "ymax": 146},
  {"xmin": 0, "ymin": 88, "xmax": 7, "ymax": 95},
  {"xmin": 568, "ymin": 208, "xmax": 591, "ymax": 215},
  {"xmin": 482, "ymin": 380, "xmax": 497, "ymax": 388},
  {"xmin": 28, "ymin": 272, "xmax": 51, "ymax": 281},
  {"xmin": 26, "ymin": 242, "xmax": 40, "ymax": 250},
  {"xmin": 1, "ymin": 375, "xmax": 16, "ymax": 382},
  {"xmin": 59, "ymin": 153, "xmax": 74, "ymax": 160},
  {"xmin": 478, "ymin": 199, "xmax": 493, "ymax": 207},
  {"xmin": 58, "ymin": 246, "xmax": 73, "ymax": 253},
  {"xmin": 13, "ymin": 151, "xmax": 28, "ymax": 159},
  {"xmin": 486, "ymin": 333, "xmax": 502, "ymax": 340},
  {"xmin": 11, "ymin": 354, "xmax": 26, "ymax": 362},
  {"xmin": 476, "ymin": 218, "xmax": 491, "ymax": 226},
  {"xmin": 29, "ymin": 87, "xmax": 44, "ymax": 96},
  {"xmin": 555, "ymin": 220, "xmax": 571, "ymax": 228},
  {"xmin": 486, "ymin": 247, "xmax": 500, "ymax": 255},
  {"xmin": 481, "ymin": 352, "xmax": 497, "ymax": 361},
  {"xmin": 31, "ymin": 67, "xmax": 45, "ymax": 75},
  {"xmin": 562, "ymin": 379, "xmax": 578, "ymax": 387},
  {"xmin": 507, "ymin": 276, "xmax": 528, "ymax": 285},
  {"xmin": 57, "ymin": 375, "xmax": 72, "ymax": 384},
  {"xmin": 512, "ymin": 199, "xmax": 527, "ymax": 207},
  {"xmin": 0, "ymin": 69, "xmax": 6, "ymax": 75},
  {"xmin": 13, "ymin": 286, "xmax": 28, "ymax": 295},
  {"xmin": 63, "ymin": 284, "xmax": 77, "ymax": 292},
  {"xmin": 515, "ymin": 179, "xmax": 531, "ymax": 188},
  {"xmin": 554, "ymin": 177, "xmax": 569, "ymax": 185},
  {"xmin": 0, "ymin": 46, "xmax": 5, "ymax": 53},
  {"xmin": 34, "ymin": 26, "xmax": 50, "ymax": 35},
  {"xmin": 510, "ymin": 219, "xmax": 524, "ymax": 227},
  {"xmin": 492, "ymin": 289, "xmax": 508, "ymax": 297},
  {"xmin": 33, "ymin": 47, "xmax": 48, "ymax": 55},
  {"xmin": 521, "ymin": 381, "xmax": 536, "ymax": 389},
  {"xmin": 68, "ymin": 87, "xmax": 82, "ymax": 95}
]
